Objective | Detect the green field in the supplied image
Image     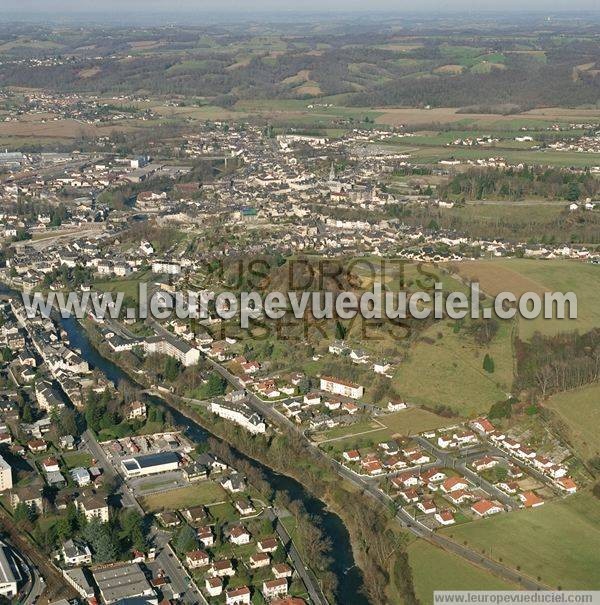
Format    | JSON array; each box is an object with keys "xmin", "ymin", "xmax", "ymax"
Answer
[
  {"xmin": 407, "ymin": 540, "xmax": 519, "ymax": 603},
  {"xmin": 392, "ymin": 318, "xmax": 514, "ymax": 417},
  {"xmin": 385, "ymin": 141, "xmax": 600, "ymax": 168},
  {"xmin": 545, "ymin": 383, "xmax": 600, "ymax": 462},
  {"xmin": 380, "ymin": 407, "xmax": 453, "ymax": 435},
  {"xmin": 447, "ymin": 202, "xmax": 565, "ymax": 224},
  {"xmin": 94, "ymin": 270, "xmax": 151, "ymax": 302},
  {"xmin": 314, "ymin": 420, "xmax": 393, "ymax": 452},
  {"xmin": 441, "ymin": 492, "xmax": 600, "ymax": 589},
  {"xmin": 457, "ymin": 259, "xmax": 600, "ymax": 339},
  {"xmin": 140, "ymin": 481, "xmax": 227, "ymax": 512}
]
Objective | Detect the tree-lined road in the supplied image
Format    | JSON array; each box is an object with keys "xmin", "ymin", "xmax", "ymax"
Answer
[{"xmin": 197, "ymin": 354, "xmax": 550, "ymax": 591}]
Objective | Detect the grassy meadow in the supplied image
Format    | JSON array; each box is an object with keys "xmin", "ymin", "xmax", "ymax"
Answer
[{"xmin": 441, "ymin": 491, "xmax": 600, "ymax": 589}]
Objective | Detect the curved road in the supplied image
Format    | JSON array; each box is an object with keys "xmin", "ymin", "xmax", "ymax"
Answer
[{"xmin": 200, "ymin": 356, "xmax": 550, "ymax": 591}]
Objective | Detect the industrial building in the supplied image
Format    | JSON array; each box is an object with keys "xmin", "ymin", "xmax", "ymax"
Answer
[
  {"xmin": 92, "ymin": 563, "xmax": 155, "ymax": 604},
  {"xmin": 121, "ymin": 451, "xmax": 181, "ymax": 478},
  {"xmin": 0, "ymin": 541, "xmax": 21, "ymax": 598}
]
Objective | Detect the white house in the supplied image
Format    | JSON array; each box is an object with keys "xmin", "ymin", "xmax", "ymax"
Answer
[
  {"xmin": 229, "ymin": 526, "xmax": 251, "ymax": 545},
  {"xmin": 205, "ymin": 576, "xmax": 223, "ymax": 597},
  {"xmin": 320, "ymin": 376, "xmax": 364, "ymax": 399},
  {"xmin": 225, "ymin": 586, "xmax": 251, "ymax": 605}
]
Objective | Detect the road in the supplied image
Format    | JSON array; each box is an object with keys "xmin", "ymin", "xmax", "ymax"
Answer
[
  {"xmin": 81, "ymin": 429, "xmax": 142, "ymax": 513},
  {"xmin": 11, "ymin": 544, "xmax": 44, "ymax": 605},
  {"xmin": 80, "ymin": 429, "xmax": 209, "ymax": 604},
  {"xmin": 197, "ymin": 354, "xmax": 551, "ymax": 591},
  {"xmin": 413, "ymin": 436, "xmax": 518, "ymax": 510},
  {"xmin": 267, "ymin": 508, "xmax": 329, "ymax": 605},
  {"xmin": 151, "ymin": 531, "xmax": 209, "ymax": 605}
]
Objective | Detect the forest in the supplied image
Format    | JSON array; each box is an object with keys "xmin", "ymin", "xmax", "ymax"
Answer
[{"xmin": 515, "ymin": 329, "xmax": 600, "ymax": 398}]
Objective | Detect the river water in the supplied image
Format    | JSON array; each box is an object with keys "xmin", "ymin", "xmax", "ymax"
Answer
[{"xmin": 58, "ymin": 314, "xmax": 369, "ymax": 605}]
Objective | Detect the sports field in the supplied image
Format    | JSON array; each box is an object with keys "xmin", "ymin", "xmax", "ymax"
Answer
[{"xmin": 139, "ymin": 481, "xmax": 227, "ymax": 512}]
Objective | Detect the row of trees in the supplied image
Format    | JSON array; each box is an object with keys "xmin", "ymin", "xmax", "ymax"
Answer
[
  {"xmin": 439, "ymin": 167, "xmax": 600, "ymax": 202},
  {"xmin": 178, "ymin": 400, "xmax": 417, "ymax": 605},
  {"xmin": 515, "ymin": 330, "xmax": 600, "ymax": 398}
]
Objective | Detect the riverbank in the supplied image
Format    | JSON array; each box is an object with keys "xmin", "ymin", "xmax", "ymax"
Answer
[{"xmin": 59, "ymin": 314, "xmax": 375, "ymax": 605}]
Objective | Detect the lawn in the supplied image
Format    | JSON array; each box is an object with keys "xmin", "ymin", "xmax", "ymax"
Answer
[
  {"xmin": 448, "ymin": 202, "xmax": 565, "ymax": 224},
  {"xmin": 406, "ymin": 539, "xmax": 519, "ymax": 603},
  {"xmin": 392, "ymin": 318, "xmax": 514, "ymax": 417},
  {"xmin": 380, "ymin": 407, "xmax": 454, "ymax": 436},
  {"xmin": 62, "ymin": 451, "xmax": 93, "ymax": 469},
  {"xmin": 313, "ymin": 420, "xmax": 391, "ymax": 445},
  {"xmin": 544, "ymin": 383, "xmax": 600, "ymax": 462},
  {"xmin": 440, "ymin": 491, "xmax": 600, "ymax": 589},
  {"xmin": 457, "ymin": 259, "xmax": 600, "ymax": 339},
  {"xmin": 140, "ymin": 481, "xmax": 227, "ymax": 512},
  {"xmin": 93, "ymin": 270, "xmax": 151, "ymax": 303}
]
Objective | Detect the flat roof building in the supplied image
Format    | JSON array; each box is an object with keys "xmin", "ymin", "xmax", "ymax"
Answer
[
  {"xmin": 92, "ymin": 563, "xmax": 154, "ymax": 604},
  {"xmin": 0, "ymin": 541, "xmax": 21, "ymax": 598},
  {"xmin": 121, "ymin": 451, "xmax": 180, "ymax": 479}
]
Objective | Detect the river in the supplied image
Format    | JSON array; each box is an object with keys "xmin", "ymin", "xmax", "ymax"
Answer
[{"xmin": 58, "ymin": 315, "xmax": 369, "ymax": 605}]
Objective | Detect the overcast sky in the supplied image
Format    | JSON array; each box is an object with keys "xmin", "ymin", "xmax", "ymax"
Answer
[{"xmin": 3, "ymin": 0, "xmax": 599, "ymax": 12}]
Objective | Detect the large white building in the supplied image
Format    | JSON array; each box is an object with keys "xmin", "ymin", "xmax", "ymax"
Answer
[
  {"xmin": 320, "ymin": 376, "xmax": 364, "ymax": 399},
  {"xmin": 75, "ymin": 492, "xmax": 110, "ymax": 523},
  {"xmin": 121, "ymin": 451, "xmax": 181, "ymax": 479},
  {"xmin": 0, "ymin": 542, "xmax": 21, "ymax": 598},
  {"xmin": 0, "ymin": 456, "xmax": 12, "ymax": 492},
  {"xmin": 144, "ymin": 334, "xmax": 200, "ymax": 366},
  {"xmin": 151, "ymin": 261, "xmax": 181, "ymax": 275},
  {"xmin": 210, "ymin": 401, "xmax": 266, "ymax": 434}
]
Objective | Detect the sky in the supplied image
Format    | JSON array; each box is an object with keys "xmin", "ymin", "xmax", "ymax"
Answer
[{"xmin": 2, "ymin": 0, "xmax": 600, "ymax": 12}]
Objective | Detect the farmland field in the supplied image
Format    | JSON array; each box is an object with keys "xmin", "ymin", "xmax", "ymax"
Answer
[
  {"xmin": 456, "ymin": 259, "xmax": 600, "ymax": 338},
  {"xmin": 545, "ymin": 383, "xmax": 600, "ymax": 462},
  {"xmin": 441, "ymin": 491, "xmax": 600, "ymax": 589},
  {"xmin": 407, "ymin": 540, "xmax": 519, "ymax": 603}
]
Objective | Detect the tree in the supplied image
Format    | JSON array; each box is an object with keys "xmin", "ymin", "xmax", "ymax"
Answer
[
  {"xmin": 174, "ymin": 524, "xmax": 198, "ymax": 554},
  {"xmin": 334, "ymin": 321, "xmax": 347, "ymax": 341},
  {"xmin": 489, "ymin": 399, "xmax": 511, "ymax": 419},
  {"xmin": 21, "ymin": 404, "xmax": 33, "ymax": 423},
  {"xmin": 59, "ymin": 407, "xmax": 83, "ymax": 437},
  {"xmin": 83, "ymin": 519, "xmax": 118, "ymax": 562},
  {"xmin": 120, "ymin": 510, "xmax": 148, "ymax": 552},
  {"xmin": 566, "ymin": 182, "xmax": 580, "ymax": 202},
  {"xmin": 202, "ymin": 373, "xmax": 227, "ymax": 398},
  {"xmin": 164, "ymin": 357, "xmax": 182, "ymax": 382},
  {"xmin": 483, "ymin": 354, "xmax": 495, "ymax": 373},
  {"xmin": 14, "ymin": 502, "xmax": 36, "ymax": 525}
]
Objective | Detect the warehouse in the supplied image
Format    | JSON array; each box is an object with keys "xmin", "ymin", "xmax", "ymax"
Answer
[
  {"xmin": 92, "ymin": 563, "xmax": 155, "ymax": 604},
  {"xmin": 121, "ymin": 451, "xmax": 180, "ymax": 479}
]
